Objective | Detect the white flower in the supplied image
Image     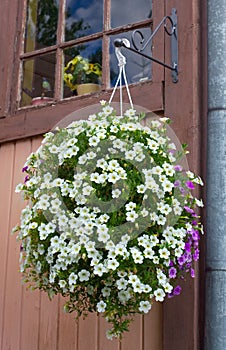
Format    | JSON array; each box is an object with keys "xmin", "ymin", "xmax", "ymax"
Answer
[
  {"xmin": 126, "ymin": 211, "xmax": 138, "ymax": 222},
  {"xmin": 164, "ymin": 282, "xmax": 173, "ymax": 293},
  {"xmin": 195, "ymin": 198, "xmax": 204, "ymax": 207},
  {"xmin": 112, "ymin": 189, "xmax": 121, "ymax": 198},
  {"xmin": 143, "ymin": 284, "xmax": 152, "ymax": 293},
  {"xmin": 128, "ymin": 274, "xmax": 139, "ymax": 284},
  {"xmin": 115, "ymin": 243, "xmax": 127, "ymax": 256},
  {"xmin": 78, "ymin": 269, "xmax": 90, "ymax": 282},
  {"xmin": 124, "ymin": 108, "xmax": 136, "ymax": 118},
  {"xmin": 116, "ymin": 278, "xmax": 128, "ymax": 290},
  {"xmin": 110, "ymin": 125, "xmax": 118, "ymax": 133},
  {"xmin": 159, "ymin": 247, "xmax": 170, "ymax": 260},
  {"xmin": 125, "ymin": 150, "xmax": 136, "ymax": 160},
  {"xmin": 193, "ymin": 176, "xmax": 204, "ymax": 186},
  {"xmin": 89, "ymin": 136, "xmax": 100, "ymax": 147},
  {"xmin": 174, "ymin": 206, "xmax": 183, "ymax": 215},
  {"xmin": 15, "ymin": 183, "xmax": 24, "ymax": 193},
  {"xmin": 108, "ymin": 172, "xmax": 120, "ymax": 184},
  {"xmin": 102, "ymin": 286, "xmax": 111, "ymax": 297},
  {"xmin": 87, "ymin": 151, "xmax": 96, "ymax": 159},
  {"xmin": 94, "ymin": 263, "xmax": 107, "ymax": 276},
  {"xmin": 107, "ymin": 259, "xmax": 119, "ymax": 270},
  {"xmin": 69, "ymin": 272, "xmax": 78, "ymax": 286},
  {"xmin": 118, "ymin": 290, "xmax": 131, "ymax": 303},
  {"xmin": 125, "ymin": 202, "xmax": 136, "ymax": 211},
  {"xmin": 157, "ymin": 215, "xmax": 167, "ymax": 226},
  {"xmin": 96, "ymin": 158, "xmax": 107, "ymax": 169},
  {"xmin": 59, "ymin": 280, "xmax": 67, "ymax": 289},
  {"xmin": 154, "ymin": 288, "xmax": 166, "ymax": 302},
  {"xmin": 162, "ymin": 180, "xmax": 174, "ymax": 192},
  {"xmin": 97, "ymin": 224, "xmax": 110, "ymax": 243},
  {"xmin": 98, "ymin": 214, "xmax": 109, "ymax": 223},
  {"xmin": 147, "ymin": 139, "xmax": 159, "ymax": 152},
  {"xmin": 186, "ymin": 171, "xmax": 195, "ymax": 179},
  {"xmin": 137, "ymin": 184, "xmax": 146, "ymax": 193},
  {"xmin": 28, "ymin": 222, "xmax": 38, "ymax": 230},
  {"xmin": 97, "ymin": 300, "xmax": 106, "ymax": 313},
  {"xmin": 139, "ymin": 301, "xmax": 152, "ymax": 313},
  {"xmin": 144, "ymin": 249, "xmax": 155, "ymax": 259},
  {"xmin": 133, "ymin": 282, "xmax": 143, "ymax": 293},
  {"xmin": 103, "ymin": 105, "xmax": 114, "ymax": 116}
]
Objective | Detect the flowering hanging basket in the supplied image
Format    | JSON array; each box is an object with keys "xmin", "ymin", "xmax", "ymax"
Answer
[{"xmin": 14, "ymin": 102, "xmax": 204, "ymax": 339}]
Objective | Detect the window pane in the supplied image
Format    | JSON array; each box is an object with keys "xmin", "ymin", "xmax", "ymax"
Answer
[
  {"xmin": 65, "ymin": 0, "xmax": 103, "ymax": 41},
  {"xmin": 25, "ymin": 0, "xmax": 59, "ymax": 52},
  {"xmin": 21, "ymin": 53, "xmax": 56, "ymax": 107},
  {"xmin": 111, "ymin": 0, "xmax": 152, "ymax": 28},
  {"xmin": 110, "ymin": 29, "xmax": 152, "ymax": 87},
  {"xmin": 63, "ymin": 39, "xmax": 102, "ymax": 98}
]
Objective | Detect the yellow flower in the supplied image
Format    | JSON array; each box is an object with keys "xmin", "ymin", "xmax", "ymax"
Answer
[{"xmin": 64, "ymin": 54, "xmax": 102, "ymax": 91}]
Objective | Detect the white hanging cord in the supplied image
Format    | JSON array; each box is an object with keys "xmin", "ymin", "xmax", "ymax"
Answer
[{"xmin": 109, "ymin": 38, "xmax": 134, "ymax": 113}]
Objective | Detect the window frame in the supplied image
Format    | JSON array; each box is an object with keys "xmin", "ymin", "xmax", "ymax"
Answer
[{"xmin": 0, "ymin": 0, "xmax": 165, "ymax": 143}]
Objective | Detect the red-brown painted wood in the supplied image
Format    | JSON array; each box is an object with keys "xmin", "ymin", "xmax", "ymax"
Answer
[
  {"xmin": 1, "ymin": 139, "xmax": 31, "ymax": 350},
  {"xmin": 0, "ymin": 143, "xmax": 15, "ymax": 348},
  {"xmin": 19, "ymin": 137, "xmax": 42, "ymax": 350},
  {"xmin": 163, "ymin": 0, "xmax": 205, "ymax": 349}
]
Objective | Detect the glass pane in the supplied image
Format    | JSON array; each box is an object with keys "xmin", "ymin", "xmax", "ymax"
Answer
[
  {"xmin": 110, "ymin": 29, "xmax": 152, "ymax": 87},
  {"xmin": 21, "ymin": 53, "xmax": 56, "ymax": 107},
  {"xmin": 63, "ymin": 39, "xmax": 102, "ymax": 98},
  {"xmin": 65, "ymin": 0, "xmax": 103, "ymax": 41},
  {"xmin": 25, "ymin": 0, "xmax": 59, "ymax": 52},
  {"xmin": 111, "ymin": 0, "xmax": 152, "ymax": 28}
]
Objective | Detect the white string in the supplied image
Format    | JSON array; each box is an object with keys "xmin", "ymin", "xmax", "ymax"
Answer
[
  {"xmin": 122, "ymin": 65, "xmax": 134, "ymax": 109},
  {"xmin": 109, "ymin": 39, "xmax": 134, "ymax": 113}
]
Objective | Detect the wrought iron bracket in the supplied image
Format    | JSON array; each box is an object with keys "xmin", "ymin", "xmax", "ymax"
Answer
[{"xmin": 114, "ymin": 8, "xmax": 178, "ymax": 83}]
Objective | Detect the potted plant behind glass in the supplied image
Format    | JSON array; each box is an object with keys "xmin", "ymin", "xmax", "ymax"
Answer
[
  {"xmin": 64, "ymin": 55, "xmax": 102, "ymax": 96},
  {"xmin": 31, "ymin": 77, "xmax": 54, "ymax": 105}
]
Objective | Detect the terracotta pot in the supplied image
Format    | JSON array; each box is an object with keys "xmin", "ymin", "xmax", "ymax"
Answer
[
  {"xmin": 76, "ymin": 83, "xmax": 100, "ymax": 96},
  {"xmin": 31, "ymin": 97, "xmax": 54, "ymax": 106}
]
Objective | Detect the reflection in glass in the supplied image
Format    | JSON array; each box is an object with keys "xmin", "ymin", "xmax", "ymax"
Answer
[
  {"xmin": 25, "ymin": 0, "xmax": 59, "ymax": 52},
  {"xmin": 21, "ymin": 53, "xmax": 55, "ymax": 106},
  {"xmin": 110, "ymin": 29, "xmax": 152, "ymax": 87},
  {"xmin": 65, "ymin": 0, "xmax": 103, "ymax": 41},
  {"xmin": 111, "ymin": 0, "xmax": 152, "ymax": 28},
  {"xmin": 63, "ymin": 39, "xmax": 102, "ymax": 98}
]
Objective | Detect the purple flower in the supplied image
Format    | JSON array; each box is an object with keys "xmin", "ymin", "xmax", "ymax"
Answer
[
  {"xmin": 174, "ymin": 180, "xmax": 181, "ymax": 187},
  {"xmin": 190, "ymin": 268, "xmax": 195, "ymax": 278},
  {"xmin": 22, "ymin": 165, "xmax": 28, "ymax": 173},
  {"xmin": 178, "ymin": 255, "xmax": 186, "ymax": 266},
  {"xmin": 168, "ymin": 293, "xmax": 174, "ymax": 299},
  {"xmin": 185, "ymin": 242, "xmax": 191, "ymax": 252},
  {"xmin": 24, "ymin": 175, "xmax": 29, "ymax": 183},
  {"xmin": 184, "ymin": 251, "xmax": 192, "ymax": 262},
  {"xmin": 169, "ymin": 267, "xmax": 177, "ymax": 278},
  {"xmin": 191, "ymin": 229, "xmax": 200, "ymax": 241},
  {"xmin": 185, "ymin": 181, "xmax": 195, "ymax": 190},
  {"xmin": 173, "ymin": 285, "xmax": 182, "ymax": 296},
  {"xmin": 184, "ymin": 206, "xmax": 194, "ymax": 214},
  {"xmin": 169, "ymin": 260, "xmax": 174, "ymax": 267},
  {"xmin": 174, "ymin": 165, "xmax": 182, "ymax": 171},
  {"xmin": 179, "ymin": 187, "xmax": 186, "ymax": 194},
  {"xmin": 193, "ymin": 248, "xmax": 200, "ymax": 261}
]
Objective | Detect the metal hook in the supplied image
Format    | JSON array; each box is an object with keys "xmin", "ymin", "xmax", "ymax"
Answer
[{"xmin": 114, "ymin": 38, "xmax": 130, "ymax": 66}]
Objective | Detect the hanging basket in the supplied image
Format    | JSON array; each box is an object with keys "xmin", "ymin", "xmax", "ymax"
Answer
[{"xmin": 14, "ymin": 102, "xmax": 204, "ymax": 339}]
